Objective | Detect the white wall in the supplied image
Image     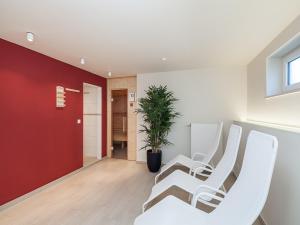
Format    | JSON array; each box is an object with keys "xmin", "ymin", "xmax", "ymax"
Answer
[
  {"xmin": 247, "ymin": 15, "xmax": 300, "ymax": 127},
  {"xmin": 137, "ymin": 67, "xmax": 247, "ymax": 162},
  {"xmin": 244, "ymin": 15, "xmax": 300, "ymax": 225},
  {"xmin": 234, "ymin": 121, "xmax": 300, "ymax": 225}
]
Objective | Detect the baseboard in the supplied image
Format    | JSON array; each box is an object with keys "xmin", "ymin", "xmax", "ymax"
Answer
[{"xmin": 0, "ymin": 161, "xmax": 100, "ymax": 211}]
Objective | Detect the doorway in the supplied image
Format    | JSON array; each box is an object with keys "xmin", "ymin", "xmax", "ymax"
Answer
[
  {"xmin": 83, "ymin": 83, "xmax": 102, "ymax": 167},
  {"xmin": 111, "ymin": 90, "xmax": 128, "ymax": 160}
]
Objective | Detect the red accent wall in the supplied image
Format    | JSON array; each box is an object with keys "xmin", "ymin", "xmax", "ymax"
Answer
[{"xmin": 0, "ymin": 39, "xmax": 107, "ymax": 205}]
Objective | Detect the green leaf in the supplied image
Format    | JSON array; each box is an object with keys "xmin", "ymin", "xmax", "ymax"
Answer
[{"xmin": 136, "ymin": 85, "xmax": 181, "ymax": 151}]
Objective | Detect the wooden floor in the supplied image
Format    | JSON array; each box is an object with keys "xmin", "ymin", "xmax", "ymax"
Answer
[
  {"xmin": 83, "ymin": 156, "xmax": 98, "ymax": 167},
  {"xmin": 0, "ymin": 159, "xmax": 263, "ymax": 225},
  {"xmin": 0, "ymin": 159, "xmax": 154, "ymax": 225}
]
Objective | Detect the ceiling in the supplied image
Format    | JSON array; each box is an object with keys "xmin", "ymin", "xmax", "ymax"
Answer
[{"xmin": 0, "ymin": 0, "xmax": 300, "ymax": 77}]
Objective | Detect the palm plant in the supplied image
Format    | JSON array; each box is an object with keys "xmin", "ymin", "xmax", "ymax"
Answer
[{"xmin": 137, "ymin": 85, "xmax": 180, "ymax": 153}]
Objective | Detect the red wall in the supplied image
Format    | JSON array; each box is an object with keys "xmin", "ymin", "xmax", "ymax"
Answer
[{"xmin": 0, "ymin": 39, "xmax": 107, "ymax": 205}]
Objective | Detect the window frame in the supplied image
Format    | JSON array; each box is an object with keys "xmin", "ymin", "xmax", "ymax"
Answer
[{"xmin": 283, "ymin": 47, "xmax": 300, "ymax": 92}]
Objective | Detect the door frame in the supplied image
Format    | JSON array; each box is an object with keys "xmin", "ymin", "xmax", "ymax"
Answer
[
  {"xmin": 83, "ymin": 82, "xmax": 102, "ymax": 163},
  {"xmin": 107, "ymin": 76, "xmax": 137, "ymax": 161},
  {"xmin": 110, "ymin": 88, "xmax": 128, "ymax": 159}
]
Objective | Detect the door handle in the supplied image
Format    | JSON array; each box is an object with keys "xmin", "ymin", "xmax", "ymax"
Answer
[{"xmin": 122, "ymin": 116, "xmax": 126, "ymax": 133}]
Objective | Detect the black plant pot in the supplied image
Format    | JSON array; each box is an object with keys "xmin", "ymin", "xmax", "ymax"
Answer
[{"xmin": 147, "ymin": 150, "xmax": 162, "ymax": 173}]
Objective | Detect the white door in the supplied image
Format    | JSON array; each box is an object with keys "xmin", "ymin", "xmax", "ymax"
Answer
[{"xmin": 83, "ymin": 83, "xmax": 102, "ymax": 160}]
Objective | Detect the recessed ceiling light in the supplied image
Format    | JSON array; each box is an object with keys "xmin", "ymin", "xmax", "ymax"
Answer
[
  {"xmin": 80, "ymin": 58, "xmax": 85, "ymax": 65},
  {"xmin": 108, "ymin": 72, "xmax": 112, "ymax": 77},
  {"xmin": 161, "ymin": 57, "xmax": 167, "ymax": 61},
  {"xmin": 26, "ymin": 32, "xmax": 34, "ymax": 42}
]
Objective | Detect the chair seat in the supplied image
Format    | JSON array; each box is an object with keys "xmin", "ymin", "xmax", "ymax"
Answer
[
  {"xmin": 160, "ymin": 154, "xmax": 198, "ymax": 174},
  {"xmin": 156, "ymin": 122, "xmax": 223, "ymax": 184},
  {"xmin": 135, "ymin": 196, "xmax": 209, "ymax": 225},
  {"xmin": 148, "ymin": 170, "xmax": 202, "ymax": 202}
]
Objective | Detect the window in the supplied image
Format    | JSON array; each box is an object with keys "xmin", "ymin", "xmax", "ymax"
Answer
[
  {"xmin": 283, "ymin": 46, "xmax": 300, "ymax": 92},
  {"xmin": 287, "ymin": 57, "xmax": 300, "ymax": 86},
  {"xmin": 266, "ymin": 33, "xmax": 300, "ymax": 97}
]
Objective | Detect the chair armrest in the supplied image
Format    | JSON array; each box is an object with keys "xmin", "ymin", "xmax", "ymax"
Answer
[
  {"xmin": 191, "ymin": 160, "xmax": 215, "ymax": 170},
  {"xmin": 193, "ymin": 192, "xmax": 225, "ymax": 208},
  {"xmin": 193, "ymin": 161, "xmax": 214, "ymax": 170},
  {"xmin": 189, "ymin": 161, "xmax": 214, "ymax": 175},
  {"xmin": 193, "ymin": 166, "xmax": 214, "ymax": 177},
  {"xmin": 192, "ymin": 185, "xmax": 226, "ymax": 208},
  {"xmin": 194, "ymin": 172, "xmax": 210, "ymax": 178}
]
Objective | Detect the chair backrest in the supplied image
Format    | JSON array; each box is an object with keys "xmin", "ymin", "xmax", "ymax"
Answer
[
  {"xmin": 208, "ymin": 130, "xmax": 278, "ymax": 225},
  {"xmin": 191, "ymin": 121, "xmax": 223, "ymax": 164},
  {"xmin": 205, "ymin": 124, "xmax": 242, "ymax": 189}
]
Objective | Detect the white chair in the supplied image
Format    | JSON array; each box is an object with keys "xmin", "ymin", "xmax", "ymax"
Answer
[
  {"xmin": 155, "ymin": 121, "xmax": 223, "ymax": 184},
  {"xmin": 135, "ymin": 130, "xmax": 278, "ymax": 225},
  {"xmin": 143, "ymin": 124, "xmax": 242, "ymax": 212}
]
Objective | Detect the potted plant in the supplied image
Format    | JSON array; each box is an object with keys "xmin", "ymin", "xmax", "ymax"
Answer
[{"xmin": 137, "ymin": 85, "xmax": 180, "ymax": 172}]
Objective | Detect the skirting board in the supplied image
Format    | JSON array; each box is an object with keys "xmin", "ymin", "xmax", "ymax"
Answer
[{"xmin": 0, "ymin": 160, "xmax": 101, "ymax": 211}]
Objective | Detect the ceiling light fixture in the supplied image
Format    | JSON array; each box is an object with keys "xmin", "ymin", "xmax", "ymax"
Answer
[
  {"xmin": 161, "ymin": 57, "xmax": 167, "ymax": 61},
  {"xmin": 80, "ymin": 58, "xmax": 85, "ymax": 65},
  {"xmin": 108, "ymin": 72, "xmax": 112, "ymax": 77},
  {"xmin": 26, "ymin": 32, "xmax": 34, "ymax": 42}
]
